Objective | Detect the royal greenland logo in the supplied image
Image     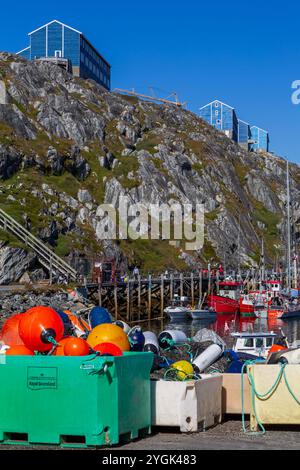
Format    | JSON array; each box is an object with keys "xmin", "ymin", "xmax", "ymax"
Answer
[{"xmin": 95, "ymin": 197, "xmax": 204, "ymax": 251}]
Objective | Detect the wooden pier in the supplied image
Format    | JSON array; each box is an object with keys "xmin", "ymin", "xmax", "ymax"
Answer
[{"xmin": 83, "ymin": 270, "xmax": 286, "ymax": 324}]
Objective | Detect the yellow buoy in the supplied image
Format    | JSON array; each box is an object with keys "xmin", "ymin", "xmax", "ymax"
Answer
[
  {"xmin": 87, "ymin": 323, "xmax": 130, "ymax": 352},
  {"xmin": 171, "ymin": 360, "xmax": 194, "ymax": 380}
]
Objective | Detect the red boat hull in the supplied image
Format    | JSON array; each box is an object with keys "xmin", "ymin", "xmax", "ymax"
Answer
[
  {"xmin": 207, "ymin": 295, "xmax": 239, "ymax": 314},
  {"xmin": 239, "ymin": 299, "xmax": 255, "ymax": 317}
]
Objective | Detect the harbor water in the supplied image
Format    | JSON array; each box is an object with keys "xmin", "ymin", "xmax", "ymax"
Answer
[{"xmin": 149, "ymin": 315, "xmax": 300, "ymax": 349}]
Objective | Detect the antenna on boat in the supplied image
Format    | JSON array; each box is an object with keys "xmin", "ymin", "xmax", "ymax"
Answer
[{"xmin": 260, "ymin": 238, "xmax": 265, "ymax": 291}]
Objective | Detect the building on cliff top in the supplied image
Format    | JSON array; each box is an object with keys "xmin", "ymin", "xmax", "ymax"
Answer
[
  {"xmin": 16, "ymin": 19, "xmax": 111, "ymax": 90},
  {"xmin": 250, "ymin": 126, "xmax": 269, "ymax": 152},
  {"xmin": 199, "ymin": 100, "xmax": 238, "ymax": 143},
  {"xmin": 237, "ymin": 119, "xmax": 251, "ymax": 151},
  {"xmin": 199, "ymin": 99, "xmax": 270, "ymax": 152}
]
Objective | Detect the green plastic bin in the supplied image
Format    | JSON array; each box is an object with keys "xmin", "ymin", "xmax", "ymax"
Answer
[{"xmin": 0, "ymin": 352, "xmax": 153, "ymax": 447}]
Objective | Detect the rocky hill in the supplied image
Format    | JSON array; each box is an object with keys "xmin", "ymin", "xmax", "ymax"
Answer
[{"xmin": 0, "ymin": 52, "xmax": 299, "ymax": 282}]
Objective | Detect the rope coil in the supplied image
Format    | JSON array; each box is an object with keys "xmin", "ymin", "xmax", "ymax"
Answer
[{"xmin": 241, "ymin": 360, "xmax": 300, "ymax": 436}]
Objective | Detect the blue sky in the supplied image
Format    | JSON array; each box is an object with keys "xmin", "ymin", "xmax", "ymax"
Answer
[{"xmin": 1, "ymin": 0, "xmax": 300, "ymax": 163}]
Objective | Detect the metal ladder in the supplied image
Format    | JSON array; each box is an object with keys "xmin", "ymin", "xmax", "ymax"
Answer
[{"xmin": 0, "ymin": 208, "xmax": 78, "ymax": 281}]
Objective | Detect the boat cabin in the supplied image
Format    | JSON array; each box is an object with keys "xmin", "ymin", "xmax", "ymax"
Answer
[
  {"xmin": 231, "ymin": 331, "xmax": 277, "ymax": 357},
  {"xmin": 219, "ymin": 281, "xmax": 242, "ymax": 301},
  {"xmin": 265, "ymin": 280, "xmax": 282, "ymax": 301}
]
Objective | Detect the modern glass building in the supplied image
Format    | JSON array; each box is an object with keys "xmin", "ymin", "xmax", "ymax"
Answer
[
  {"xmin": 250, "ymin": 126, "xmax": 269, "ymax": 152},
  {"xmin": 238, "ymin": 119, "xmax": 251, "ymax": 150},
  {"xmin": 199, "ymin": 100, "xmax": 238, "ymax": 142},
  {"xmin": 16, "ymin": 20, "xmax": 111, "ymax": 90}
]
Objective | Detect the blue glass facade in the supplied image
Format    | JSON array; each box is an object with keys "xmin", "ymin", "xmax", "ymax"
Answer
[
  {"xmin": 16, "ymin": 20, "xmax": 111, "ymax": 90},
  {"xmin": 238, "ymin": 119, "xmax": 251, "ymax": 150},
  {"xmin": 199, "ymin": 100, "xmax": 270, "ymax": 153},
  {"xmin": 199, "ymin": 100, "xmax": 238, "ymax": 142},
  {"xmin": 250, "ymin": 126, "xmax": 269, "ymax": 152},
  {"xmin": 30, "ymin": 27, "xmax": 47, "ymax": 59},
  {"xmin": 64, "ymin": 27, "xmax": 80, "ymax": 67},
  {"xmin": 80, "ymin": 36, "xmax": 110, "ymax": 89}
]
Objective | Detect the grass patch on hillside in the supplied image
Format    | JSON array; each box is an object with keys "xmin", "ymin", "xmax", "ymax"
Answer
[
  {"xmin": 119, "ymin": 239, "xmax": 187, "ymax": 273},
  {"xmin": 233, "ymin": 161, "xmax": 250, "ymax": 185},
  {"xmin": 135, "ymin": 133, "xmax": 161, "ymax": 155},
  {"xmin": 201, "ymin": 238, "xmax": 219, "ymax": 262},
  {"xmin": 0, "ymin": 228, "xmax": 27, "ymax": 250},
  {"xmin": 205, "ymin": 209, "xmax": 219, "ymax": 221}
]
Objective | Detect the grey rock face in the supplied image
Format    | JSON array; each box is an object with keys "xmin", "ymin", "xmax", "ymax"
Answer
[
  {"xmin": 39, "ymin": 220, "xmax": 58, "ymax": 246},
  {"xmin": 0, "ymin": 247, "xmax": 37, "ymax": 284},
  {"xmin": 77, "ymin": 189, "xmax": 92, "ymax": 204},
  {"xmin": 0, "ymin": 104, "xmax": 36, "ymax": 139},
  {"xmin": 0, "ymin": 53, "xmax": 299, "ymax": 273},
  {"xmin": 66, "ymin": 146, "xmax": 91, "ymax": 180},
  {"xmin": 0, "ymin": 145, "xmax": 21, "ymax": 179},
  {"xmin": 47, "ymin": 146, "xmax": 64, "ymax": 175}
]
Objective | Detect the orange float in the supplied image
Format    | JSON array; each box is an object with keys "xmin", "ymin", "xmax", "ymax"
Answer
[
  {"xmin": 1, "ymin": 313, "xmax": 25, "ymax": 346},
  {"xmin": 63, "ymin": 310, "xmax": 91, "ymax": 336},
  {"xmin": 87, "ymin": 324, "xmax": 130, "ymax": 351},
  {"xmin": 6, "ymin": 345, "xmax": 34, "ymax": 356},
  {"xmin": 93, "ymin": 342, "xmax": 123, "ymax": 357},
  {"xmin": 63, "ymin": 337, "xmax": 90, "ymax": 356},
  {"xmin": 19, "ymin": 306, "xmax": 64, "ymax": 352},
  {"xmin": 53, "ymin": 337, "xmax": 70, "ymax": 356}
]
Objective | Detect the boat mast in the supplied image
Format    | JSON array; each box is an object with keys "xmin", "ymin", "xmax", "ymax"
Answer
[
  {"xmin": 293, "ymin": 255, "xmax": 298, "ymax": 289},
  {"xmin": 287, "ymin": 160, "xmax": 291, "ymax": 291},
  {"xmin": 260, "ymin": 238, "xmax": 265, "ymax": 287}
]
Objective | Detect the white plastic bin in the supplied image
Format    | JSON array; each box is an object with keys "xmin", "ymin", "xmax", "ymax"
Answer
[
  {"xmin": 221, "ymin": 373, "xmax": 251, "ymax": 415},
  {"xmin": 151, "ymin": 375, "xmax": 222, "ymax": 432}
]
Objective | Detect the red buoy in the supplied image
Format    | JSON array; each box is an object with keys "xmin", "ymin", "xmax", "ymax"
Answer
[
  {"xmin": 6, "ymin": 345, "xmax": 34, "ymax": 356},
  {"xmin": 63, "ymin": 337, "xmax": 90, "ymax": 356},
  {"xmin": 93, "ymin": 342, "xmax": 123, "ymax": 357},
  {"xmin": 1, "ymin": 313, "xmax": 25, "ymax": 346},
  {"xmin": 19, "ymin": 306, "xmax": 64, "ymax": 352}
]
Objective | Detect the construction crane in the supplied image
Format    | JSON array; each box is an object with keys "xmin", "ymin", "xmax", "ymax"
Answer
[{"xmin": 114, "ymin": 87, "xmax": 185, "ymax": 108}]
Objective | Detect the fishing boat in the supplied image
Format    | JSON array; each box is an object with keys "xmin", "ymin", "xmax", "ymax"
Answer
[
  {"xmin": 164, "ymin": 296, "xmax": 189, "ymax": 321},
  {"xmin": 186, "ymin": 291, "xmax": 217, "ymax": 320},
  {"xmin": 187, "ymin": 306, "xmax": 217, "ymax": 320},
  {"xmin": 268, "ymin": 302, "xmax": 300, "ymax": 320},
  {"xmin": 207, "ymin": 281, "xmax": 241, "ymax": 314},
  {"xmin": 231, "ymin": 331, "xmax": 279, "ymax": 358},
  {"xmin": 239, "ymin": 294, "xmax": 255, "ymax": 318}
]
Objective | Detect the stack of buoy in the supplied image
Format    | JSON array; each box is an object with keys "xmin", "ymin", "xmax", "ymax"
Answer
[{"xmin": 0, "ymin": 304, "xmax": 224, "ymax": 379}]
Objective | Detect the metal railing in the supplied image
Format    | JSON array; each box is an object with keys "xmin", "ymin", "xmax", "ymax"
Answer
[{"xmin": 0, "ymin": 208, "xmax": 78, "ymax": 281}]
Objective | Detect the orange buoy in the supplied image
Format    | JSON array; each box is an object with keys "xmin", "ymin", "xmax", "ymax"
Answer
[
  {"xmin": 1, "ymin": 313, "xmax": 25, "ymax": 346},
  {"xmin": 93, "ymin": 342, "xmax": 123, "ymax": 357},
  {"xmin": 6, "ymin": 345, "xmax": 34, "ymax": 356},
  {"xmin": 53, "ymin": 337, "xmax": 70, "ymax": 356},
  {"xmin": 63, "ymin": 337, "xmax": 90, "ymax": 356},
  {"xmin": 87, "ymin": 324, "xmax": 130, "ymax": 352},
  {"xmin": 19, "ymin": 306, "xmax": 64, "ymax": 352}
]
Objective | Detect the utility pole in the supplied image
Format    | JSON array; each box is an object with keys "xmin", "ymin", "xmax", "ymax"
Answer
[
  {"xmin": 287, "ymin": 160, "xmax": 291, "ymax": 291},
  {"xmin": 237, "ymin": 216, "xmax": 241, "ymax": 279}
]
